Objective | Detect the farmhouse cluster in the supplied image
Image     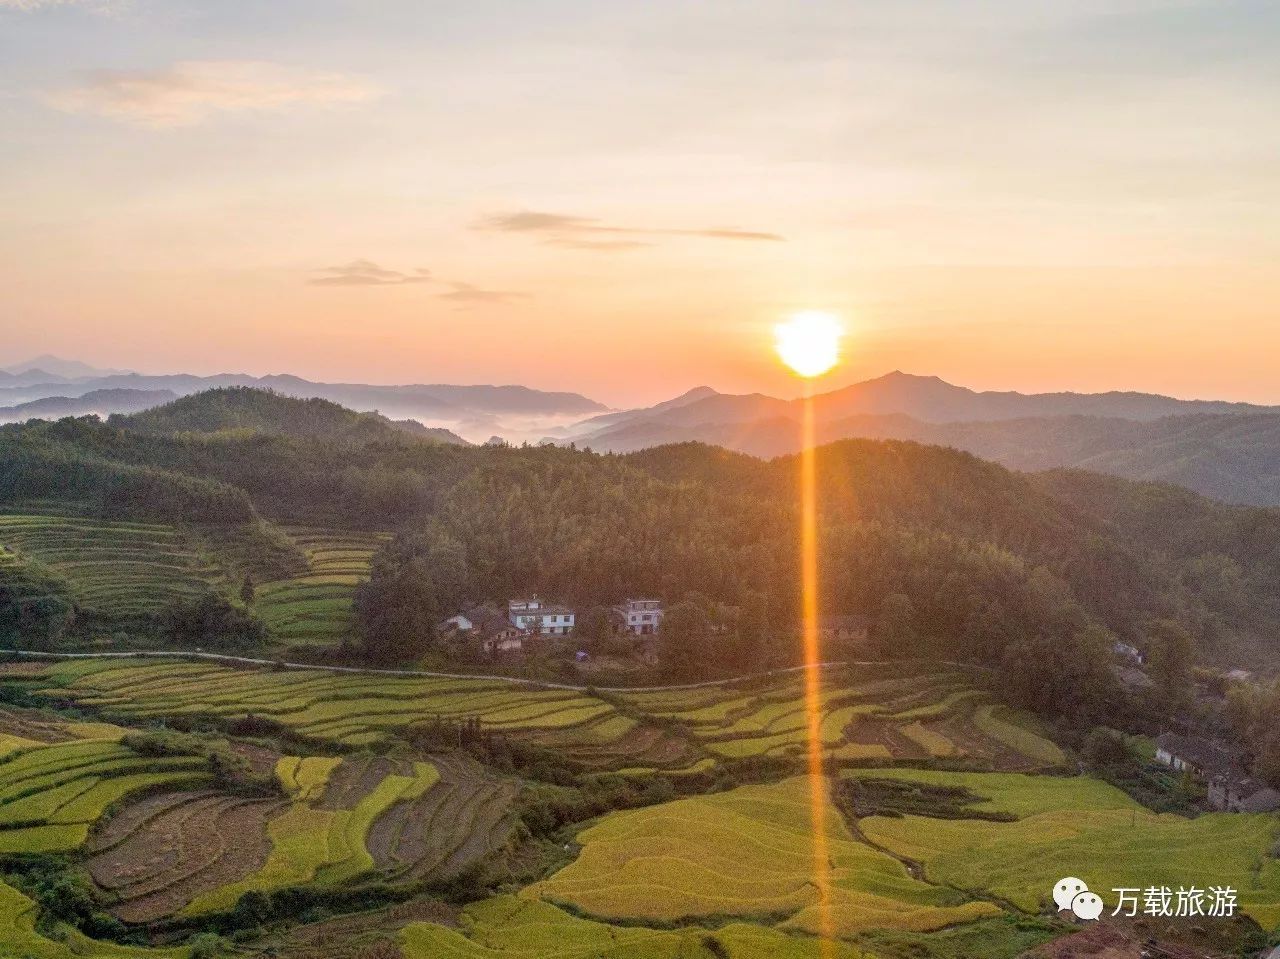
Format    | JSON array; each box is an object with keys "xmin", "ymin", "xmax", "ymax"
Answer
[
  {"xmin": 1155, "ymin": 732, "xmax": 1280, "ymax": 813},
  {"xmin": 437, "ymin": 597, "xmax": 665, "ymax": 654}
]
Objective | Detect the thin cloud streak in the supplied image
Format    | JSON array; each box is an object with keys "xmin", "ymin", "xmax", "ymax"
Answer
[
  {"xmin": 44, "ymin": 60, "xmax": 381, "ymax": 127},
  {"xmin": 306, "ymin": 263, "xmax": 526, "ymax": 305},
  {"xmin": 437, "ymin": 282, "xmax": 528, "ymax": 305},
  {"xmin": 479, "ymin": 209, "xmax": 784, "ymax": 246},
  {"xmin": 1, "ymin": 0, "xmax": 120, "ymax": 8},
  {"xmin": 309, "ymin": 261, "xmax": 431, "ymax": 287}
]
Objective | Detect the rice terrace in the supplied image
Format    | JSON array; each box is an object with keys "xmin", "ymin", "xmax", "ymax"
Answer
[{"xmin": 0, "ymin": 644, "xmax": 1271, "ymax": 958}]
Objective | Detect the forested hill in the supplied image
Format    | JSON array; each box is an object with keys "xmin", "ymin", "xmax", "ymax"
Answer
[
  {"xmin": 3, "ymin": 388, "xmax": 1280, "ymax": 714},
  {"xmin": 115, "ymin": 386, "xmax": 467, "ymax": 444}
]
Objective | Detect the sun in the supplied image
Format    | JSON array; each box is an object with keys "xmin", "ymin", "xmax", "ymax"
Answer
[{"xmin": 774, "ymin": 311, "xmax": 843, "ymax": 378}]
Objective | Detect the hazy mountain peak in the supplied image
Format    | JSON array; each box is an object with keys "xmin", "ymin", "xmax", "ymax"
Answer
[
  {"xmin": 652, "ymin": 385, "xmax": 720, "ymax": 410},
  {"xmin": 2, "ymin": 355, "xmax": 132, "ymax": 380}
]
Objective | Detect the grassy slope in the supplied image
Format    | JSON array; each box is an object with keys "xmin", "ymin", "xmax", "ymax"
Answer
[
  {"xmin": 525, "ymin": 776, "xmax": 998, "ymax": 935},
  {"xmin": 852, "ymin": 769, "xmax": 1280, "ymax": 927}
]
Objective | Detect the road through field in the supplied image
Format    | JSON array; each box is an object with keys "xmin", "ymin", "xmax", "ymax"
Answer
[{"xmin": 2, "ymin": 649, "xmax": 982, "ymax": 694}]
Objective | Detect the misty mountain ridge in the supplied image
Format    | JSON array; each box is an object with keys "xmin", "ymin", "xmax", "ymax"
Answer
[
  {"xmin": 1, "ymin": 355, "xmax": 133, "ymax": 380},
  {"xmin": 0, "ymin": 357, "xmax": 610, "ymax": 444},
  {"xmin": 0, "ymin": 389, "xmax": 179, "ymax": 424},
  {"xmin": 558, "ymin": 372, "xmax": 1280, "ymax": 507}
]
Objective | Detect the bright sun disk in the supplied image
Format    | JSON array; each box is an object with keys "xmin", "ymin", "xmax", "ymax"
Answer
[{"xmin": 775, "ymin": 311, "xmax": 843, "ymax": 378}]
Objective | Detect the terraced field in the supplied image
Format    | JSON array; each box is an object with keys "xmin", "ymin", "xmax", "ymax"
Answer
[
  {"xmin": 0, "ymin": 738, "xmax": 211, "ymax": 855},
  {"xmin": 617, "ymin": 668, "xmax": 1063, "ymax": 769},
  {"xmin": 850, "ymin": 768, "xmax": 1280, "ymax": 929},
  {"xmin": 256, "ymin": 527, "xmax": 387, "ymax": 649},
  {"xmin": 32, "ymin": 659, "xmax": 623, "ymax": 750},
  {"xmin": 400, "ymin": 894, "xmax": 866, "ymax": 959},
  {"xmin": 3, "ymin": 653, "xmax": 1277, "ymax": 959},
  {"xmin": 169, "ymin": 750, "xmax": 516, "ymax": 917},
  {"xmin": 21, "ymin": 658, "xmax": 1064, "ymax": 780},
  {"xmin": 86, "ymin": 788, "xmax": 288, "ymax": 922},
  {"xmin": 0, "ymin": 514, "xmax": 218, "ymax": 617},
  {"xmin": 366, "ymin": 752, "xmax": 517, "ymax": 882},
  {"xmin": 0, "ymin": 702, "xmax": 126, "ymax": 747},
  {"xmin": 525, "ymin": 775, "xmax": 999, "ymax": 935},
  {"xmin": 0, "ymin": 879, "xmax": 188, "ymax": 959}
]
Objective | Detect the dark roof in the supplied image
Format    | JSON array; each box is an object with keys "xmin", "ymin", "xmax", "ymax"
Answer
[
  {"xmin": 439, "ymin": 604, "xmax": 520, "ymax": 639},
  {"xmin": 1115, "ymin": 666, "xmax": 1154, "ymax": 690},
  {"xmin": 1155, "ymin": 733, "xmax": 1239, "ymax": 777},
  {"xmin": 510, "ymin": 604, "xmax": 573, "ymax": 616},
  {"xmin": 1214, "ymin": 774, "xmax": 1280, "ymax": 811}
]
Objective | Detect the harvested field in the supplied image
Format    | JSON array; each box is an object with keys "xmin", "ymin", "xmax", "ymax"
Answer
[
  {"xmin": 315, "ymin": 756, "xmax": 412, "ymax": 810},
  {"xmin": 0, "ymin": 878, "xmax": 187, "ymax": 959},
  {"xmin": 367, "ymin": 753, "xmax": 517, "ymax": 882},
  {"xmin": 0, "ymin": 705, "xmax": 76, "ymax": 744},
  {"xmin": 87, "ymin": 791, "xmax": 286, "ymax": 922},
  {"xmin": 0, "ymin": 739, "xmax": 212, "ymax": 854}
]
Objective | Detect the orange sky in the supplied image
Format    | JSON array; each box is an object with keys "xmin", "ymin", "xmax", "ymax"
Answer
[{"xmin": 2, "ymin": 1, "xmax": 1277, "ymax": 408}]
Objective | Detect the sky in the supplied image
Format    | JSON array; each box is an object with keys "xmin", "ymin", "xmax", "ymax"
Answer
[{"xmin": 1, "ymin": 0, "xmax": 1277, "ymax": 408}]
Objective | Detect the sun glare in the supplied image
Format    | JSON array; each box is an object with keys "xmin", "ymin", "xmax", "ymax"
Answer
[{"xmin": 775, "ymin": 311, "xmax": 843, "ymax": 379}]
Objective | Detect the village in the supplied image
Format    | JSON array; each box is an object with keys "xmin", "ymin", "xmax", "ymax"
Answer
[
  {"xmin": 437, "ymin": 597, "xmax": 667, "ymax": 655},
  {"xmin": 1106, "ymin": 639, "xmax": 1280, "ymax": 815},
  {"xmin": 435, "ymin": 597, "xmax": 872, "ymax": 663}
]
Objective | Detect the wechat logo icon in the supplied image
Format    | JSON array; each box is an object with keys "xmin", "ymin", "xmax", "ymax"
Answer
[{"xmin": 1053, "ymin": 877, "xmax": 1104, "ymax": 921}]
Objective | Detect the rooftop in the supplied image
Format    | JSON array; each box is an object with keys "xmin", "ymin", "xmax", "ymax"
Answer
[{"xmin": 1155, "ymin": 732, "xmax": 1240, "ymax": 778}]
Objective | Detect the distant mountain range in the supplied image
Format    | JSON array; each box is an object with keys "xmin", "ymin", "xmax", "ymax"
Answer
[
  {"xmin": 0, "ymin": 356, "xmax": 608, "ymax": 439},
  {"xmin": 0, "ymin": 389, "xmax": 178, "ymax": 424},
  {"xmin": 1, "ymin": 355, "xmax": 133, "ymax": 380},
  {"xmin": 554, "ymin": 372, "xmax": 1280, "ymax": 507}
]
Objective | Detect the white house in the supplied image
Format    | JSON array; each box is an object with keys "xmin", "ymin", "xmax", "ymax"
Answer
[
  {"xmin": 441, "ymin": 612, "xmax": 476, "ymax": 632},
  {"xmin": 438, "ymin": 605, "xmax": 524, "ymax": 654},
  {"xmin": 614, "ymin": 598, "xmax": 663, "ymax": 635},
  {"xmin": 508, "ymin": 598, "xmax": 575, "ymax": 635},
  {"xmin": 1112, "ymin": 641, "xmax": 1145, "ymax": 665}
]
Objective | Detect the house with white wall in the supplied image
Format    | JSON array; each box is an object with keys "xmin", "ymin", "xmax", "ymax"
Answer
[
  {"xmin": 508, "ymin": 598, "xmax": 575, "ymax": 635},
  {"xmin": 613, "ymin": 598, "xmax": 663, "ymax": 635}
]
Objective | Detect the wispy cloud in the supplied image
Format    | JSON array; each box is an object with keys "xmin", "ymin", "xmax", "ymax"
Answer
[
  {"xmin": 436, "ymin": 282, "xmax": 528, "ymax": 305},
  {"xmin": 44, "ymin": 60, "xmax": 380, "ymax": 127},
  {"xmin": 309, "ymin": 260, "xmax": 431, "ymax": 287},
  {"xmin": 307, "ymin": 262, "xmax": 526, "ymax": 305},
  {"xmin": 547, "ymin": 237, "xmax": 653, "ymax": 251},
  {"xmin": 478, "ymin": 209, "xmax": 784, "ymax": 249},
  {"xmin": 1, "ymin": 0, "xmax": 121, "ymax": 9}
]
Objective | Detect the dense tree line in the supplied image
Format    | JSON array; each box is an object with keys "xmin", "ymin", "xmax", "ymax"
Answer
[{"xmin": 4, "ymin": 389, "xmax": 1280, "ymax": 723}]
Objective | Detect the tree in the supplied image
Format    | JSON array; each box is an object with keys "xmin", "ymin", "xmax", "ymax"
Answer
[
  {"xmin": 732, "ymin": 591, "xmax": 769, "ymax": 670},
  {"xmin": 0, "ymin": 590, "xmax": 73, "ymax": 650},
  {"xmin": 162, "ymin": 592, "xmax": 264, "ymax": 651},
  {"xmin": 1081, "ymin": 727, "xmax": 1131, "ymax": 772},
  {"xmin": 658, "ymin": 600, "xmax": 713, "ymax": 681},
  {"xmin": 354, "ymin": 525, "xmax": 468, "ymax": 664},
  {"xmin": 575, "ymin": 606, "xmax": 616, "ymax": 652},
  {"xmin": 1146, "ymin": 618, "xmax": 1195, "ymax": 705},
  {"xmin": 873, "ymin": 593, "xmax": 916, "ymax": 657},
  {"xmin": 999, "ymin": 624, "xmax": 1117, "ymax": 722},
  {"xmin": 353, "ymin": 558, "xmax": 440, "ymax": 664}
]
